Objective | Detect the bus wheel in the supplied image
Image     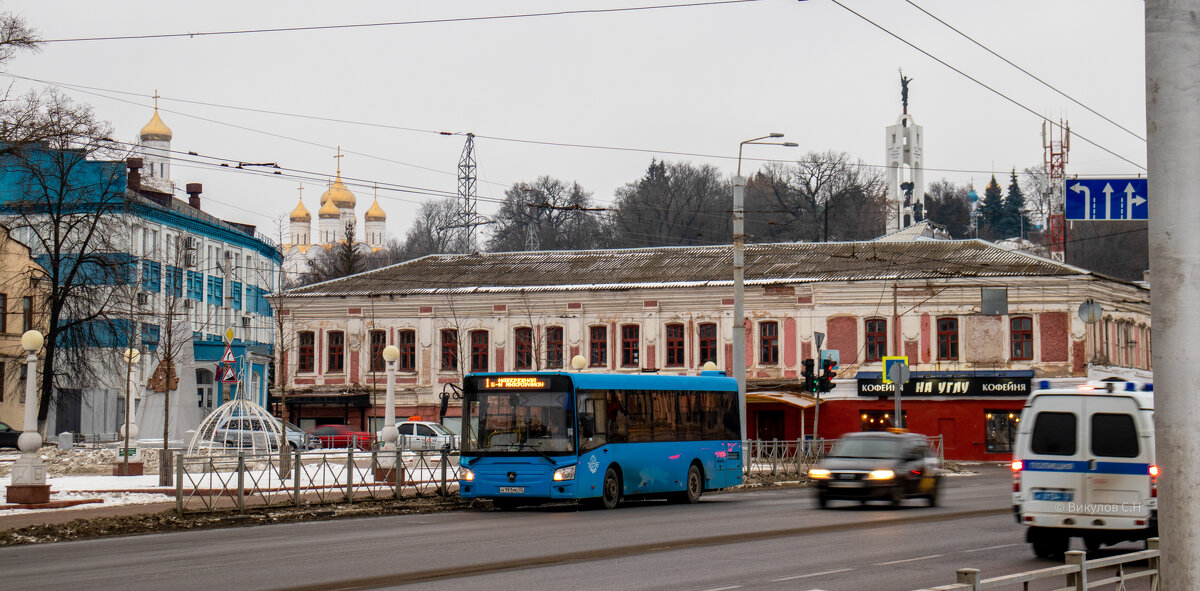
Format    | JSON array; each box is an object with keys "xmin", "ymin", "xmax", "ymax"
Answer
[
  {"xmin": 672, "ymin": 464, "xmax": 703, "ymax": 504},
  {"xmin": 1029, "ymin": 527, "xmax": 1068, "ymax": 560},
  {"xmin": 601, "ymin": 467, "xmax": 622, "ymax": 510}
]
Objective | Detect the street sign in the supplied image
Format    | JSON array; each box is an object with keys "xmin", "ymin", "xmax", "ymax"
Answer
[
  {"xmin": 220, "ymin": 346, "xmax": 235, "ymax": 364},
  {"xmin": 224, "ymin": 327, "xmax": 236, "ymax": 344},
  {"xmin": 1065, "ymin": 178, "xmax": 1148, "ymax": 221},
  {"xmin": 882, "ymin": 356, "xmax": 909, "ymax": 384},
  {"xmin": 813, "ymin": 331, "xmax": 825, "ymax": 352},
  {"xmin": 220, "ymin": 365, "xmax": 238, "ymax": 383}
]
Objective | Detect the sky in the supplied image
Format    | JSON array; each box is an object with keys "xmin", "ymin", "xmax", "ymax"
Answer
[{"xmin": 2, "ymin": 0, "xmax": 1148, "ymax": 245}]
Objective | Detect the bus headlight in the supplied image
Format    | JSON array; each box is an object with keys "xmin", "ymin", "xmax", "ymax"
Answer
[
  {"xmin": 867, "ymin": 469, "xmax": 895, "ymax": 480},
  {"xmin": 553, "ymin": 465, "xmax": 576, "ymax": 481},
  {"xmin": 461, "ymin": 468, "xmax": 475, "ymax": 482},
  {"xmin": 808, "ymin": 468, "xmax": 831, "ymax": 479}
]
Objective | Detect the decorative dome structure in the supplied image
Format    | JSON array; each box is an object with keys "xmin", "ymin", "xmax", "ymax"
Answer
[
  {"xmin": 318, "ymin": 196, "xmax": 341, "ymax": 218},
  {"xmin": 289, "ymin": 198, "xmax": 311, "ymax": 222},
  {"xmin": 967, "ymin": 188, "xmax": 979, "ymax": 204},
  {"xmin": 321, "ymin": 173, "xmax": 356, "ymax": 209},
  {"xmin": 364, "ymin": 198, "xmax": 386, "ymax": 222},
  {"xmin": 187, "ymin": 368, "xmax": 284, "ymax": 457},
  {"xmin": 140, "ymin": 109, "xmax": 173, "ymax": 142}
]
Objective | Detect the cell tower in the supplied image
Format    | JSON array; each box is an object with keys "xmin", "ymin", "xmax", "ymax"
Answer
[
  {"xmin": 457, "ymin": 133, "xmax": 479, "ymax": 252},
  {"xmin": 1043, "ymin": 119, "xmax": 1070, "ymax": 261}
]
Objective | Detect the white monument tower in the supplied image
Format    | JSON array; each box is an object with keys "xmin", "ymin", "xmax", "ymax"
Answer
[{"xmin": 885, "ymin": 70, "xmax": 925, "ymax": 232}]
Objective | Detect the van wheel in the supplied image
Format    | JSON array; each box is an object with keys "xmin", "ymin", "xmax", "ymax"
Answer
[
  {"xmin": 1084, "ymin": 535, "xmax": 1103, "ymax": 554},
  {"xmin": 600, "ymin": 467, "xmax": 622, "ymax": 510},
  {"xmin": 926, "ymin": 479, "xmax": 940, "ymax": 507},
  {"xmin": 1030, "ymin": 528, "xmax": 1069, "ymax": 560},
  {"xmin": 889, "ymin": 486, "xmax": 905, "ymax": 508}
]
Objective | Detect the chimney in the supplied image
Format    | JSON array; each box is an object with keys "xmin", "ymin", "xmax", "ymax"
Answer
[
  {"xmin": 186, "ymin": 183, "xmax": 203, "ymax": 210},
  {"xmin": 126, "ymin": 158, "xmax": 143, "ymax": 192}
]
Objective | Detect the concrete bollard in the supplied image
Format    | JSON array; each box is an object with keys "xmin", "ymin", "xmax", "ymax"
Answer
[{"xmin": 57, "ymin": 432, "xmax": 73, "ymax": 451}]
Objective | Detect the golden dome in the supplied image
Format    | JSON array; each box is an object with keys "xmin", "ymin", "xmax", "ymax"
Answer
[
  {"xmin": 140, "ymin": 109, "xmax": 173, "ymax": 142},
  {"xmin": 364, "ymin": 198, "xmax": 386, "ymax": 222},
  {"xmin": 289, "ymin": 198, "xmax": 311, "ymax": 222},
  {"xmin": 321, "ymin": 173, "xmax": 356, "ymax": 209},
  {"xmin": 318, "ymin": 197, "xmax": 341, "ymax": 218}
]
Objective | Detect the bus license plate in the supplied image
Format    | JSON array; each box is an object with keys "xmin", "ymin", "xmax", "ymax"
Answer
[
  {"xmin": 1032, "ymin": 489, "xmax": 1073, "ymax": 502},
  {"xmin": 498, "ymin": 487, "xmax": 524, "ymax": 494}
]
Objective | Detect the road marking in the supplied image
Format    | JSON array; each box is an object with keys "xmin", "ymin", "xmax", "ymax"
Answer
[
  {"xmin": 875, "ymin": 554, "xmax": 943, "ymax": 565},
  {"xmin": 697, "ymin": 586, "xmax": 742, "ymax": 591},
  {"xmin": 769, "ymin": 568, "xmax": 853, "ymax": 582},
  {"xmin": 962, "ymin": 543, "xmax": 1019, "ymax": 553}
]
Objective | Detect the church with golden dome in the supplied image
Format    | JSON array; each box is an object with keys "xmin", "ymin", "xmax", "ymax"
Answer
[{"xmin": 282, "ymin": 155, "xmax": 388, "ymax": 278}]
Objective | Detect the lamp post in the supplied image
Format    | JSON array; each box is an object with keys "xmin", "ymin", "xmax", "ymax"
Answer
[
  {"xmin": 375, "ymin": 345, "xmax": 401, "ymax": 483},
  {"xmin": 7, "ymin": 330, "xmax": 49, "ymax": 503},
  {"xmin": 733, "ymin": 134, "xmax": 798, "ymax": 444},
  {"xmin": 118, "ymin": 347, "xmax": 142, "ymax": 476}
]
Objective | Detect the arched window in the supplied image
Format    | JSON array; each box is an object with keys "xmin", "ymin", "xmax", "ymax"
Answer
[
  {"xmin": 589, "ymin": 325, "xmax": 607, "ymax": 367},
  {"xmin": 196, "ymin": 369, "xmax": 214, "ymax": 410},
  {"xmin": 470, "ymin": 330, "xmax": 489, "ymax": 372},
  {"xmin": 297, "ymin": 331, "xmax": 315, "ymax": 373},
  {"xmin": 665, "ymin": 323, "xmax": 685, "ymax": 367},
  {"xmin": 698, "ymin": 323, "xmax": 717, "ymax": 366},
  {"xmin": 759, "ymin": 321, "xmax": 779, "ymax": 365},
  {"xmin": 621, "ymin": 324, "xmax": 640, "ymax": 367},
  {"xmin": 368, "ymin": 330, "xmax": 386, "ymax": 372},
  {"xmin": 545, "ymin": 326, "xmax": 564, "ymax": 368},
  {"xmin": 397, "ymin": 329, "xmax": 416, "ymax": 372},
  {"xmin": 327, "ymin": 331, "xmax": 345, "ymax": 372},
  {"xmin": 514, "ymin": 327, "xmax": 533, "ymax": 370}
]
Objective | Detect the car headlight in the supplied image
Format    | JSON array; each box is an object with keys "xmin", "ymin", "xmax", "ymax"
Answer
[
  {"xmin": 461, "ymin": 468, "xmax": 475, "ymax": 481},
  {"xmin": 867, "ymin": 469, "xmax": 896, "ymax": 480},
  {"xmin": 552, "ymin": 465, "xmax": 576, "ymax": 481},
  {"xmin": 808, "ymin": 468, "xmax": 831, "ymax": 479}
]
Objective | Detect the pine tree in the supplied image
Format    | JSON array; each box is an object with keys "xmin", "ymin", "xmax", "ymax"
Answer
[
  {"xmin": 1003, "ymin": 169, "xmax": 1031, "ymax": 239},
  {"xmin": 977, "ymin": 175, "xmax": 1005, "ymax": 238}
]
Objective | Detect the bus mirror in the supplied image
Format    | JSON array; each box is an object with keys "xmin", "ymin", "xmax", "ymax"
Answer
[{"xmin": 580, "ymin": 413, "xmax": 595, "ymax": 438}]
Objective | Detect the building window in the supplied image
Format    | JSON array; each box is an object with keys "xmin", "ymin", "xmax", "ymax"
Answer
[
  {"xmin": 21, "ymin": 296, "xmax": 32, "ymax": 332},
  {"xmin": 0, "ymin": 293, "xmax": 6, "ymax": 333},
  {"xmin": 470, "ymin": 330, "xmax": 489, "ymax": 372},
  {"xmin": 1011, "ymin": 316, "xmax": 1033, "ymax": 361},
  {"xmin": 545, "ymin": 326, "xmax": 564, "ymax": 368},
  {"xmin": 0, "ymin": 362, "xmax": 4, "ymax": 402},
  {"xmin": 698, "ymin": 323, "xmax": 717, "ymax": 366},
  {"xmin": 327, "ymin": 331, "xmax": 345, "ymax": 372},
  {"xmin": 621, "ymin": 324, "xmax": 640, "ymax": 367},
  {"xmin": 589, "ymin": 325, "xmax": 607, "ymax": 367},
  {"xmin": 141, "ymin": 260, "xmax": 161, "ymax": 293},
  {"xmin": 860, "ymin": 410, "xmax": 905, "ymax": 432},
  {"xmin": 441, "ymin": 329, "xmax": 458, "ymax": 371},
  {"xmin": 937, "ymin": 317, "xmax": 959, "ymax": 361},
  {"xmin": 206, "ymin": 276, "xmax": 223, "ymax": 307},
  {"xmin": 397, "ymin": 329, "xmax": 416, "ymax": 371},
  {"xmin": 985, "ymin": 410, "xmax": 1020, "ymax": 453},
  {"xmin": 665, "ymin": 323, "xmax": 685, "ymax": 367},
  {"xmin": 369, "ymin": 330, "xmax": 386, "ymax": 372},
  {"xmin": 866, "ymin": 318, "xmax": 887, "ymax": 362},
  {"xmin": 230, "ymin": 281, "xmax": 243, "ymax": 311},
  {"xmin": 186, "ymin": 271, "xmax": 203, "ymax": 301},
  {"xmin": 297, "ymin": 332, "xmax": 314, "ymax": 373},
  {"xmin": 759, "ymin": 321, "xmax": 779, "ymax": 365},
  {"xmin": 514, "ymin": 327, "xmax": 533, "ymax": 370},
  {"xmin": 165, "ymin": 267, "xmax": 183, "ymax": 298}
]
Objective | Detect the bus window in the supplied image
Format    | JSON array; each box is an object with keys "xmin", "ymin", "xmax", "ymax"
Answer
[
  {"xmin": 578, "ymin": 391, "xmax": 609, "ymax": 453},
  {"xmin": 652, "ymin": 391, "xmax": 678, "ymax": 441}
]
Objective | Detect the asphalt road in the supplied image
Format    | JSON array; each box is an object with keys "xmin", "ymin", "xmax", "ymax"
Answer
[{"xmin": 0, "ymin": 464, "xmax": 1153, "ymax": 591}]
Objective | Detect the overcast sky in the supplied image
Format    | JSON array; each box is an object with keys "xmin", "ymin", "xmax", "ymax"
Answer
[{"xmin": 4, "ymin": 0, "xmax": 1147, "ymax": 244}]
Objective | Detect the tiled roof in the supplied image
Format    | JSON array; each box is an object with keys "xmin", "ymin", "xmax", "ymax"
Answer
[{"xmin": 288, "ymin": 239, "xmax": 1117, "ymax": 298}]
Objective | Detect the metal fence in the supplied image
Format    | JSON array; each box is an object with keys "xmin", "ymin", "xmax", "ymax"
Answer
[
  {"xmin": 914, "ymin": 540, "xmax": 1160, "ymax": 590},
  {"xmin": 174, "ymin": 447, "xmax": 460, "ymax": 514},
  {"xmin": 743, "ymin": 435, "xmax": 943, "ymax": 478}
]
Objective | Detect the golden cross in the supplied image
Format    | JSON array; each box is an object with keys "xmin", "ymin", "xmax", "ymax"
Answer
[
  {"xmin": 333, "ymin": 146, "xmax": 343, "ymax": 175},
  {"xmin": 297, "ymin": 183, "xmax": 304, "ymax": 200},
  {"xmin": 153, "ymin": 89, "xmax": 160, "ymax": 110}
]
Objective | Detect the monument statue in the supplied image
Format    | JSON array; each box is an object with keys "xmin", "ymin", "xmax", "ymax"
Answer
[{"xmin": 900, "ymin": 68, "xmax": 912, "ymax": 112}]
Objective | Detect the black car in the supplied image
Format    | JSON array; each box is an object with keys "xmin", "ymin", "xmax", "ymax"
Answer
[
  {"xmin": 808, "ymin": 431, "xmax": 942, "ymax": 508},
  {"xmin": 0, "ymin": 421, "xmax": 20, "ymax": 449}
]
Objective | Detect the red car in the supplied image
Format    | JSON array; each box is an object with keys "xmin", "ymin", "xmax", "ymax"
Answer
[{"xmin": 309, "ymin": 424, "xmax": 375, "ymax": 450}]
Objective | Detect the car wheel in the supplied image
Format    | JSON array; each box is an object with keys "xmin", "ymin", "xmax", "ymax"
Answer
[
  {"xmin": 927, "ymin": 479, "xmax": 940, "ymax": 507},
  {"xmin": 815, "ymin": 491, "xmax": 829, "ymax": 509},
  {"xmin": 600, "ymin": 466, "xmax": 622, "ymax": 510},
  {"xmin": 889, "ymin": 485, "xmax": 905, "ymax": 508}
]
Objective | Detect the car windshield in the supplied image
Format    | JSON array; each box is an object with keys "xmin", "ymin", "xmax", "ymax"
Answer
[
  {"xmin": 464, "ymin": 390, "xmax": 574, "ymax": 454},
  {"xmin": 281, "ymin": 421, "xmax": 302, "ymax": 434},
  {"xmin": 830, "ymin": 437, "xmax": 902, "ymax": 459},
  {"xmin": 427, "ymin": 423, "xmax": 453, "ymax": 436}
]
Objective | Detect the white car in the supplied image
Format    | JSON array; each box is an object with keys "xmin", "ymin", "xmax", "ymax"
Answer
[{"xmin": 393, "ymin": 420, "xmax": 459, "ymax": 451}]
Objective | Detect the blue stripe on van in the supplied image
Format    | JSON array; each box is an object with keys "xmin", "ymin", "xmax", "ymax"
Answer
[{"xmin": 1024, "ymin": 460, "xmax": 1149, "ymax": 474}]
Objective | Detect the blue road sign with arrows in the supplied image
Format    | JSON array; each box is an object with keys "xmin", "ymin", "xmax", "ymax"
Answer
[{"xmin": 1065, "ymin": 178, "xmax": 1148, "ymax": 221}]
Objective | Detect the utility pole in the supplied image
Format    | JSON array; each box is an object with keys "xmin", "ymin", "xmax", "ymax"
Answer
[{"xmin": 1147, "ymin": 0, "xmax": 1200, "ymax": 586}]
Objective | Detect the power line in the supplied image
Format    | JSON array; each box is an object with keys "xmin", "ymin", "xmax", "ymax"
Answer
[
  {"xmin": 828, "ymin": 0, "xmax": 1146, "ymax": 171},
  {"xmin": 903, "ymin": 0, "xmax": 1146, "ymax": 143},
  {"xmin": 40, "ymin": 1, "xmax": 765, "ymax": 43}
]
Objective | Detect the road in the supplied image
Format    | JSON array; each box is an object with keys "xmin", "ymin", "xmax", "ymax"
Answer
[{"xmin": 0, "ymin": 464, "xmax": 1153, "ymax": 591}]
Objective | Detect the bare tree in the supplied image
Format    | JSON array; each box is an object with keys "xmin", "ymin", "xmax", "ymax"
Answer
[
  {"xmin": 924, "ymin": 179, "xmax": 972, "ymax": 238},
  {"xmin": 606, "ymin": 160, "xmax": 730, "ymax": 247},
  {"xmin": 487, "ymin": 177, "xmax": 605, "ymax": 252},
  {"xmin": 305, "ymin": 221, "xmax": 367, "ymax": 284},
  {"xmin": 745, "ymin": 151, "xmax": 887, "ymax": 243},
  {"xmin": 399, "ymin": 198, "xmax": 464, "ymax": 259}
]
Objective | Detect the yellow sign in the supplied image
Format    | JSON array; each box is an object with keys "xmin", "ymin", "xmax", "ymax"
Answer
[
  {"xmin": 882, "ymin": 356, "xmax": 909, "ymax": 384},
  {"xmin": 224, "ymin": 327, "xmax": 236, "ymax": 344},
  {"xmin": 482, "ymin": 376, "xmax": 548, "ymax": 389}
]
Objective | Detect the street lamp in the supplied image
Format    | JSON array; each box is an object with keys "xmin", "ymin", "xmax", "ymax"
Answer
[
  {"xmin": 381, "ymin": 345, "xmax": 401, "ymax": 448},
  {"xmin": 7, "ymin": 330, "xmax": 48, "ymax": 503},
  {"xmin": 119, "ymin": 347, "xmax": 142, "ymax": 475},
  {"xmin": 733, "ymin": 133, "xmax": 798, "ymax": 444}
]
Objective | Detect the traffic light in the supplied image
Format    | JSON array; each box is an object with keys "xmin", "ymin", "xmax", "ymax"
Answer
[
  {"xmin": 818, "ymin": 358, "xmax": 837, "ymax": 392},
  {"xmin": 801, "ymin": 359, "xmax": 816, "ymax": 393}
]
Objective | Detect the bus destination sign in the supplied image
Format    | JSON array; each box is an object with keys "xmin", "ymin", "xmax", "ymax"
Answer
[{"xmin": 481, "ymin": 376, "xmax": 549, "ymax": 390}]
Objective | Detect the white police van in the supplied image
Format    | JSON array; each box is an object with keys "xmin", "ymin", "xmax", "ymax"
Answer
[{"xmin": 1011, "ymin": 379, "xmax": 1157, "ymax": 559}]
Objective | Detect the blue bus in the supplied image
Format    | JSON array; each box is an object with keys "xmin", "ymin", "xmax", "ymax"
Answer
[{"xmin": 459, "ymin": 371, "xmax": 743, "ymax": 510}]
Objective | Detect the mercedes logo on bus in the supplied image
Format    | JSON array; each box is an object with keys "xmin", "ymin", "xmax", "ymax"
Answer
[{"xmin": 507, "ymin": 472, "xmax": 517, "ymax": 483}]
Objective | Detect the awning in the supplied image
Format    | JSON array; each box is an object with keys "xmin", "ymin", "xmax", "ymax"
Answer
[{"xmin": 746, "ymin": 391, "xmax": 822, "ymax": 409}]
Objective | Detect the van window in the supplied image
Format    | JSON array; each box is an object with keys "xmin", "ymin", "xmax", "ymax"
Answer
[
  {"xmin": 1031, "ymin": 412, "xmax": 1077, "ymax": 456},
  {"xmin": 1091, "ymin": 413, "xmax": 1139, "ymax": 458}
]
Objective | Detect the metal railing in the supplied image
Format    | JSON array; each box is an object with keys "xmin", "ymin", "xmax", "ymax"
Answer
[
  {"xmin": 913, "ymin": 540, "xmax": 1159, "ymax": 591},
  {"xmin": 742, "ymin": 435, "xmax": 944, "ymax": 477},
  {"xmin": 174, "ymin": 446, "xmax": 460, "ymax": 514}
]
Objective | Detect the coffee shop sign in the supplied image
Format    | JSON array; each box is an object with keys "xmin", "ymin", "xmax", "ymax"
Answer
[{"xmin": 858, "ymin": 376, "xmax": 1030, "ymax": 397}]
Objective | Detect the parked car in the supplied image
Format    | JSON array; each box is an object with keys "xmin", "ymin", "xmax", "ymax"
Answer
[
  {"xmin": 0, "ymin": 421, "xmax": 19, "ymax": 448},
  {"xmin": 310, "ymin": 424, "xmax": 375, "ymax": 450},
  {"xmin": 386, "ymin": 420, "xmax": 459, "ymax": 451},
  {"xmin": 808, "ymin": 430, "xmax": 942, "ymax": 508},
  {"xmin": 213, "ymin": 418, "xmax": 321, "ymax": 450}
]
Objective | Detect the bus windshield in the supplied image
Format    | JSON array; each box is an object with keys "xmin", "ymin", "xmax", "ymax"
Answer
[{"xmin": 464, "ymin": 390, "xmax": 575, "ymax": 455}]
